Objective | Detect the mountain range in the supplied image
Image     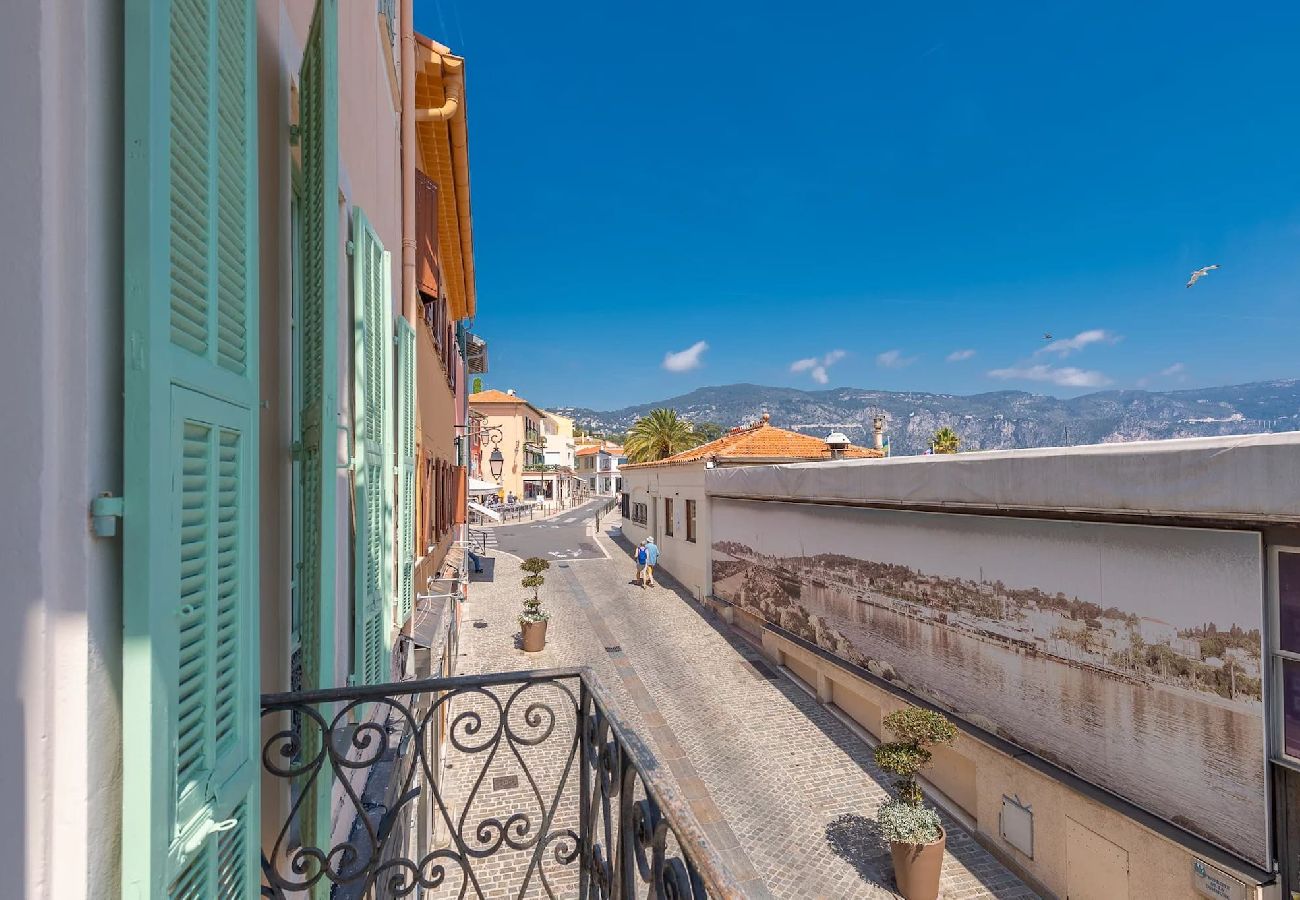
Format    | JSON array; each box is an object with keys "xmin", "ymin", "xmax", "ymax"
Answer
[{"xmin": 553, "ymin": 380, "xmax": 1300, "ymax": 455}]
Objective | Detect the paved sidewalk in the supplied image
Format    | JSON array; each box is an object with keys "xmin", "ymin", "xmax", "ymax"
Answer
[{"xmin": 450, "ymin": 519, "xmax": 1036, "ymax": 899}]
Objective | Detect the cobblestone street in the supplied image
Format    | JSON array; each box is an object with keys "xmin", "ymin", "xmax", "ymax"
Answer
[{"xmin": 439, "ymin": 513, "xmax": 1037, "ymax": 899}]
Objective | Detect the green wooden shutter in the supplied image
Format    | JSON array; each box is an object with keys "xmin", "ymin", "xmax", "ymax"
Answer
[
  {"xmin": 396, "ymin": 317, "xmax": 417, "ymax": 623},
  {"xmin": 296, "ymin": 0, "xmax": 338, "ymax": 697},
  {"xmin": 122, "ymin": 0, "xmax": 260, "ymax": 896},
  {"xmin": 294, "ymin": 0, "xmax": 339, "ymax": 866},
  {"xmin": 352, "ymin": 209, "xmax": 394, "ymax": 685}
]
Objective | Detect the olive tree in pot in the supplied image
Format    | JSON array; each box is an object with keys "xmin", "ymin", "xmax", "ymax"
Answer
[
  {"xmin": 874, "ymin": 706, "xmax": 958, "ymax": 900},
  {"xmin": 519, "ymin": 557, "xmax": 551, "ymax": 652}
]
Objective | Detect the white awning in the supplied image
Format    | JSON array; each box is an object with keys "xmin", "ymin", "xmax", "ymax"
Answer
[
  {"xmin": 467, "ymin": 477, "xmax": 500, "ymax": 495},
  {"xmin": 467, "ymin": 500, "xmax": 501, "ymax": 521}
]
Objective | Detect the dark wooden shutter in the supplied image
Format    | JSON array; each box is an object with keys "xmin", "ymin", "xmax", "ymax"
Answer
[{"xmin": 415, "ymin": 169, "xmax": 438, "ymax": 298}]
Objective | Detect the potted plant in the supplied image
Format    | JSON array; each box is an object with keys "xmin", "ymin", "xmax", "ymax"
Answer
[
  {"xmin": 873, "ymin": 706, "xmax": 958, "ymax": 900},
  {"xmin": 519, "ymin": 557, "xmax": 551, "ymax": 652}
]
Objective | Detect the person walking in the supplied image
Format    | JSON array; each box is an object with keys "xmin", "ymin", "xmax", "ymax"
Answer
[
  {"xmin": 635, "ymin": 541, "xmax": 648, "ymax": 587},
  {"xmin": 644, "ymin": 537, "xmax": 660, "ymax": 587}
]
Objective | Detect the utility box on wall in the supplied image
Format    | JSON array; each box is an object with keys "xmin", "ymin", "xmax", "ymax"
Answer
[{"xmin": 1000, "ymin": 795, "xmax": 1034, "ymax": 859}]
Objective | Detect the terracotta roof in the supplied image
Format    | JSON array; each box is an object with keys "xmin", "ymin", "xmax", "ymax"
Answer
[
  {"xmin": 470, "ymin": 389, "xmax": 545, "ymax": 419},
  {"xmin": 470, "ymin": 389, "xmax": 527, "ymax": 404},
  {"xmin": 621, "ymin": 421, "xmax": 884, "ymax": 469},
  {"xmin": 575, "ymin": 446, "xmax": 601, "ymax": 457}
]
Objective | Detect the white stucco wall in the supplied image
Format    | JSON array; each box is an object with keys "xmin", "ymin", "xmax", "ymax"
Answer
[
  {"xmin": 620, "ymin": 464, "xmax": 712, "ymax": 599},
  {"xmin": 1, "ymin": 1, "xmax": 123, "ymax": 896}
]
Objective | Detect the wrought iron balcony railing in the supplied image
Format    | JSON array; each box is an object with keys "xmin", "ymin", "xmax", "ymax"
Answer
[{"xmin": 260, "ymin": 667, "xmax": 741, "ymax": 898}]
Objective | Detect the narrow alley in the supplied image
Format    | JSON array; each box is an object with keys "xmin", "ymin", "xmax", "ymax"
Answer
[{"xmin": 448, "ymin": 511, "xmax": 1036, "ymax": 899}]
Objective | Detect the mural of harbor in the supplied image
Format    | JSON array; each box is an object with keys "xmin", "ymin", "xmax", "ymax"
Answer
[{"xmin": 711, "ymin": 499, "xmax": 1267, "ymax": 866}]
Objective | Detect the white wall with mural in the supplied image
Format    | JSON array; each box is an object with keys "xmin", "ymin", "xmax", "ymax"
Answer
[{"xmin": 711, "ymin": 498, "xmax": 1267, "ymax": 866}]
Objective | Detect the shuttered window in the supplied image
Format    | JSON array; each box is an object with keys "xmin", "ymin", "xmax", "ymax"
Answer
[
  {"xmin": 396, "ymin": 317, "xmax": 416, "ymax": 624},
  {"xmin": 296, "ymin": 0, "xmax": 339, "ymax": 696},
  {"xmin": 292, "ymin": 0, "xmax": 339, "ymax": 856},
  {"xmin": 122, "ymin": 0, "xmax": 260, "ymax": 895},
  {"xmin": 415, "ymin": 168, "xmax": 438, "ymax": 297},
  {"xmin": 352, "ymin": 209, "xmax": 394, "ymax": 685}
]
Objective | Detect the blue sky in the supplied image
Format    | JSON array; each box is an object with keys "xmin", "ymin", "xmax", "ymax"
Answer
[{"xmin": 416, "ymin": 1, "xmax": 1300, "ymax": 411}]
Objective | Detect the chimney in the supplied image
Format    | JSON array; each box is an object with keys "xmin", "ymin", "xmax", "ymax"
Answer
[
  {"xmin": 872, "ymin": 414, "xmax": 885, "ymax": 450},
  {"xmin": 825, "ymin": 431, "xmax": 850, "ymax": 461}
]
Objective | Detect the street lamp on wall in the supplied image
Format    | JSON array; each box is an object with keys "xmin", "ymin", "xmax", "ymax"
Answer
[{"xmin": 455, "ymin": 420, "xmax": 505, "ymax": 480}]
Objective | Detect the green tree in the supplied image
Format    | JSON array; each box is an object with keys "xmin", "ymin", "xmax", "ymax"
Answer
[
  {"xmin": 874, "ymin": 706, "xmax": 957, "ymax": 807},
  {"xmin": 692, "ymin": 420, "xmax": 725, "ymax": 443},
  {"xmin": 624, "ymin": 408, "xmax": 704, "ymax": 463},
  {"xmin": 520, "ymin": 557, "xmax": 551, "ymax": 622},
  {"xmin": 472, "ymin": 376, "xmax": 483, "ymax": 394},
  {"xmin": 930, "ymin": 426, "xmax": 961, "ymax": 454}
]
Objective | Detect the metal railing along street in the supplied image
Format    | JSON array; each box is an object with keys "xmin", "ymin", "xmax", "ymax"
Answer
[
  {"xmin": 594, "ymin": 496, "xmax": 619, "ymax": 531},
  {"xmin": 259, "ymin": 667, "xmax": 740, "ymax": 898},
  {"xmin": 467, "ymin": 527, "xmax": 489, "ymax": 553}
]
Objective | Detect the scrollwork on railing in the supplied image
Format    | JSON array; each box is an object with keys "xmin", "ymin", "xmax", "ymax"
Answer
[{"xmin": 260, "ymin": 667, "xmax": 740, "ymax": 899}]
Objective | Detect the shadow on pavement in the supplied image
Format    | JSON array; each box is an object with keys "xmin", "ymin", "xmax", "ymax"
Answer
[
  {"xmin": 825, "ymin": 813, "xmax": 893, "ymax": 889},
  {"xmin": 469, "ymin": 556, "xmax": 496, "ymax": 583}
]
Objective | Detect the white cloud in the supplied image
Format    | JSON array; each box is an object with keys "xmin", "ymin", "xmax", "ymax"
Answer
[
  {"xmin": 790, "ymin": 349, "xmax": 847, "ymax": 384},
  {"xmin": 946, "ymin": 349, "xmax": 976, "ymax": 363},
  {"xmin": 1036, "ymin": 329, "xmax": 1120, "ymax": 358},
  {"xmin": 987, "ymin": 364, "xmax": 1112, "ymax": 388},
  {"xmin": 1138, "ymin": 362, "xmax": 1188, "ymax": 388},
  {"xmin": 662, "ymin": 340, "xmax": 709, "ymax": 372},
  {"xmin": 876, "ymin": 349, "xmax": 916, "ymax": 369}
]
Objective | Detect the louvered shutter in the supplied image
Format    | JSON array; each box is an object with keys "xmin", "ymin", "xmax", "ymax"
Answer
[
  {"xmin": 396, "ymin": 317, "xmax": 417, "ymax": 624},
  {"xmin": 352, "ymin": 209, "xmax": 394, "ymax": 685},
  {"xmin": 294, "ymin": 0, "xmax": 339, "ymax": 861},
  {"xmin": 122, "ymin": 0, "xmax": 260, "ymax": 896}
]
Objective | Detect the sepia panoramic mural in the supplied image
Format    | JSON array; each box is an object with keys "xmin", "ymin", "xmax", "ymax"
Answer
[{"xmin": 711, "ymin": 498, "xmax": 1267, "ymax": 866}]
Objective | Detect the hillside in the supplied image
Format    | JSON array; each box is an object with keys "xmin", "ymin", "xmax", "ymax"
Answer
[{"xmin": 553, "ymin": 380, "xmax": 1300, "ymax": 455}]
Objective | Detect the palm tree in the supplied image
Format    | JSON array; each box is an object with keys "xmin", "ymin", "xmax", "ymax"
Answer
[
  {"xmin": 625, "ymin": 408, "xmax": 704, "ymax": 463},
  {"xmin": 930, "ymin": 426, "xmax": 961, "ymax": 454}
]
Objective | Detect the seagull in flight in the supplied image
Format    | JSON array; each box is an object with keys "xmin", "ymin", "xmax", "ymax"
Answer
[{"xmin": 1186, "ymin": 264, "xmax": 1219, "ymax": 288}]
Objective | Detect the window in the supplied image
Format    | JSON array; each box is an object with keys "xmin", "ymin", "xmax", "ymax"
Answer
[
  {"xmin": 1276, "ymin": 549, "xmax": 1300, "ymax": 764},
  {"xmin": 632, "ymin": 502, "xmax": 648, "ymax": 525},
  {"xmin": 686, "ymin": 499, "xmax": 697, "ymax": 543},
  {"xmin": 664, "ymin": 498, "xmax": 674, "ymax": 536},
  {"xmin": 1280, "ymin": 551, "xmax": 1300, "ymax": 654}
]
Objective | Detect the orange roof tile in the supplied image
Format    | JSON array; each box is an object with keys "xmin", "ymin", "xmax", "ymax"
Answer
[
  {"xmin": 621, "ymin": 421, "xmax": 883, "ymax": 469},
  {"xmin": 469, "ymin": 389, "xmax": 526, "ymax": 404},
  {"xmin": 575, "ymin": 446, "xmax": 601, "ymax": 457}
]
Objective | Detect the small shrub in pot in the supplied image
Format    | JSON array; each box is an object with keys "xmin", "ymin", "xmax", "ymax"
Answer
[
  {"xmin": 519, "ymin": 557, "xmax": 550, "ymax": 651},
  {"xmin": 873, "ymin": 706, "xmax": 957, "ymax": 900}
]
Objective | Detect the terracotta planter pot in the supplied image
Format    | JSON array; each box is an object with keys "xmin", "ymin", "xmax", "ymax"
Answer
[
  {"xmin": 520, "ymin": 619, "xmax": 548, "ymax": 652},
  {"xmin": 889, "ymin": 826, "xmax": 945, "ymax": 900}
]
